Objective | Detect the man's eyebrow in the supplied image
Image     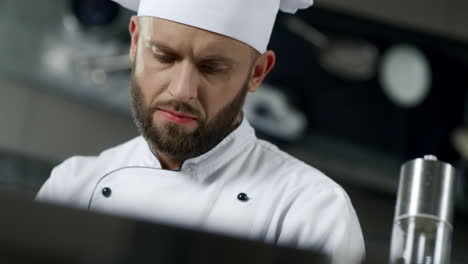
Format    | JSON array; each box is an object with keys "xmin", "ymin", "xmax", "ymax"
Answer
[
  {"xmin": 149, "ymin": 40, "xmax": 238, "ymax": 65},
  {"xmin": 198, "ymin": 55, "xmax": 238, "ymax": 66},
  {"xmin": 149, "ymin": 41, "xmax": 178, "ymax": 55}
]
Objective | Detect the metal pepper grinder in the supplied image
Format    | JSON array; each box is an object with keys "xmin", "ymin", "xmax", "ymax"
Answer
[{"xmin": 390, "ymin": 155, "xmax": 456, "ymax": 264}]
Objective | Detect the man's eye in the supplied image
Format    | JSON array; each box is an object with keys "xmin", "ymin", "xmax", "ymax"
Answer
[
  {"xmin": 155, "ymin": 54, "xmax": 175, "ymax": 63},
  {"xmin": 199, "ymin": 64, "xmax": 223, "ymax": 74}
]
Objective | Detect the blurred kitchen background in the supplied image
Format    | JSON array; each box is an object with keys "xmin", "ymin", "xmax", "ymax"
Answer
[{"xmin": 1, "ymin": 0, "xmax": 468, "ymax": 263}]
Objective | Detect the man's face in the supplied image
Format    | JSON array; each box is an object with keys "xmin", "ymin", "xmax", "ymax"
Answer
[{"xmin": 129, "ymin": 17, "xmax": 257, "ymax": 160}]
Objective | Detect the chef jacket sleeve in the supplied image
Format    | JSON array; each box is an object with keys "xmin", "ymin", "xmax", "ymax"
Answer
[
  {"xmin": 35, "ymin": 157, "xmax": 84, "ymax": 206},
  {"xmin": 276, "ymin": 183, "xmax": 365, "ymax": 262}
]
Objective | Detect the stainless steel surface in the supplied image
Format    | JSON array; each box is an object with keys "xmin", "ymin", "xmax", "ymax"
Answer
[
  {"xmin": 423, "ymin": 155, "xmax": 438, "ymax": 161},
  {"xmin": 395, "ymin": 157, "xmax": 456, "ymax": 224},
  {"xmin": 390, "ymin": 157, "xmax": 456, "ymax": 264},
  {"xmin": 0, "ymin": 0, "xmax": 133, "ymax": 114},
  {"xmin": 317, "ymin": 0, "xmax": 468, "ymax": 45},
  {"xmin": 390, "ymin": 217, "xmax": 452, "ymax": 264}
]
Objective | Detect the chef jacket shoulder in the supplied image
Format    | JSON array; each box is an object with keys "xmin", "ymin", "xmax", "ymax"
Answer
[
  {"xmin": 35, "ymin": 136, "xmax": 156, "ymax": 207},
  {"xmin": 35, "ymin": 119, "xmax": 365, "ymax": 260},
  {"xmin": 249, "ymin": 138, "xmax": 338, "ymax": 191},
  {"xmin": 249, "ymin": 140, "xmax": 365, "ymax": 260}
]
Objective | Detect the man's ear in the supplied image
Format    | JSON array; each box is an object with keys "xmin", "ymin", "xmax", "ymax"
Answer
[
  {"xmin": 129, "ymin": 16, "xmax": 139, "ymax": 63},
  {"xmin": 248, "ymin": 50, "xmax": 276, "ymax": 93}
]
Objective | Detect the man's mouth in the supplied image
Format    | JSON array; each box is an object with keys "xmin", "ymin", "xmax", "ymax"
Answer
[{"xmin": 157, "ymin": 108, "xmax": 198, "ymax": 124}]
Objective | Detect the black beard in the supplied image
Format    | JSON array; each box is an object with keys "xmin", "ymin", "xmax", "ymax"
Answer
[{"xmin": 130, "ymin": 72, "xmax": 249, "ymax": 161}]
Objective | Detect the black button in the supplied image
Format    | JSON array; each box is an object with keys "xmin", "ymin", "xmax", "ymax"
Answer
[
  {"xmin": 102, "ymin": 187, "xmax": 112, "ymax": 198},
  {"xmin": 237, "ymin": 192, "xmax": 249, "ymax": 202}
]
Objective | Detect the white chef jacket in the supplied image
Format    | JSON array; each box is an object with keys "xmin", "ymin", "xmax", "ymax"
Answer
[{"xmin": 36, "ymin": 118, "xmax": 365, "ymax": 261}]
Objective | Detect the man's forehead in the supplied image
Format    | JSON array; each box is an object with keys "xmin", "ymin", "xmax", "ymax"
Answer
[
  {"xmin": 140, "ymin": 17, "xmax": 254, "ymax": 56},
  {"xmin": 147, "ymin": 40, "xmax": 238, "ymax": 66}
]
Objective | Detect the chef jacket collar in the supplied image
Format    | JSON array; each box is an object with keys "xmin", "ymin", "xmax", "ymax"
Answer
[{"xmin": 138, "ymin": 116, "xmax": 256, "ymax": 181}]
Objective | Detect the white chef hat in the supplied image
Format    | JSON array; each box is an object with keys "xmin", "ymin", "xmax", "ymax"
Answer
[{"xmin": 112, "ymin": 0, "xmax": 313, "ymax": 53}]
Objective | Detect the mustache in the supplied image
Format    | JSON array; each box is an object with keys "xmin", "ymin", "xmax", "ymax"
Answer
[{"xmin": 150, "ymin": 100, "xmax": 203, "ymax": 119}]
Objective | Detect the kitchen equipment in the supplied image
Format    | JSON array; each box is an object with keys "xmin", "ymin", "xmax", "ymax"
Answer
[
  {"xmin": 282, "ymin": 15, "xmax": 379, "ymax": 81},
  {"xmin": 0, "ymin": 0, "xmax": 133, "ymax": 113},
  {"xmin": 390, "ymin": 155, "xmax": 456, "ymax": 264},
  {"xmin": 243, "ymin": 83, "xmax": 307, "ymax": 141},
  {"xmin": 379, "ymin": 44, "xmax": 432, "ymax": 108}
]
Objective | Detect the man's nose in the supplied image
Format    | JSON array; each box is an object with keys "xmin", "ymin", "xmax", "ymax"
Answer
[{"xmin": 168, "ymin": 62, "xmax": 198, "ymax": 101}]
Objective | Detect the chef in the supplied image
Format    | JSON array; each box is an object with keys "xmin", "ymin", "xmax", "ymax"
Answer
[{"xmin": 36, "ymin": 0, "xmax": 365, "ymax": 261}]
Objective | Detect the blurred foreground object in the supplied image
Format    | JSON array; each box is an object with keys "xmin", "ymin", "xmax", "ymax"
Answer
[
  {"xmin": 0, "ymin": 191, "xmax": 380, "ymax": 264},
  {"xmin": 390, "ymin": 156, "xmax": 456, "ymax": 264}
]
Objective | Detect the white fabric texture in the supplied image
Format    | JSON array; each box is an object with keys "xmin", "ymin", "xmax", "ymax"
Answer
[
  {"xmin": 280, "ymin": 0, "xmax": 314, "ymax": 13},
  {"xmin": 112, "ymin": 0, "xmax": 313, "ymax": 53},
  {"xmin": 36, "ymin": 118, "xmax": 365, "ymax": 261}
]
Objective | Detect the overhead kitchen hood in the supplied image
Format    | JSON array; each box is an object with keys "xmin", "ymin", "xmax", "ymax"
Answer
[{"xmin": 0, "ymin": 0, "xmax": 134, "ymax": 114}]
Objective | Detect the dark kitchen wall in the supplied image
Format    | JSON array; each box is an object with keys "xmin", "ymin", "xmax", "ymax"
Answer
[
  {"xmin": 267, "ymin": 8, "xmax": 468, "ymax": 165},
  {"xmin": 263, "ymin": 8, "xmax": 468, "ymax": 263}
]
